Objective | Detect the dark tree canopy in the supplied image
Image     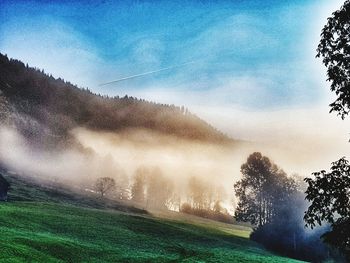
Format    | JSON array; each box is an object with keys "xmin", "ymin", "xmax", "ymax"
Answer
[
  {"xmin": 304, "ymin": 158, "xmax": 350, "ymax": 260},
  {"xmin": 317, "ymin": 0, "xmax": 350, "ymax": 119},
  {"xmin": 234, "ymin": 153, "xmax": 333, "ymax": 262},
  {"xmin": 304, "ymin": 1, "xmax": 350, "ymax": 260},
  {"xmin": 234, "ymin": 152, "xmax": 297, "ymax": 227}
]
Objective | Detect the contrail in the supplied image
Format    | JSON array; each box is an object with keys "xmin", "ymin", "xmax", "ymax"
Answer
[{"xmin": 99, "ymin": 61, "xmax": 195, "ymax": 86}]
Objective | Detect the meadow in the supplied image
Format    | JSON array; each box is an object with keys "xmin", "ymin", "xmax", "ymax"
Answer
[{"xmin": 0, "ymin": 174, "xmax": 304, "ymax": 262}]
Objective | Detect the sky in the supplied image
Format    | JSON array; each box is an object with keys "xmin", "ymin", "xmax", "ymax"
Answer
[{"xmin": 1, "ymin": 0, "xmax": 349, "ymax": 176}]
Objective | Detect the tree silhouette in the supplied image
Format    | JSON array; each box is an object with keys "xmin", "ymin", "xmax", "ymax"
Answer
[
  {"xmin": 317, "ymin": 0, "xmax": 350, "ymax": 119},
  {"xmin": 304, "ymin": 158, "xmax": 350, "ymax": 260},
  {"xmin": 235, "ymin": 153, "xmax": 331, "ymax": 261},
  {"xmin": 234, "ymin": 152, "xmax": 296, "ymax": 227},
  {"xmin": 304, "ymin": 1, "xmax": 350, "ymax": 260}
]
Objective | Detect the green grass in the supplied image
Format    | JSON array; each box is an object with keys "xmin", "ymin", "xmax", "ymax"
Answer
[
  {"xmin": 0, "ymin": 174, "xmax": 305, "ymax": 262},
  {"xmin": 0, "ymin": 202, "xmax": 304, "ymax": 263}
]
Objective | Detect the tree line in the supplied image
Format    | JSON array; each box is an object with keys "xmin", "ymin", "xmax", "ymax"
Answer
[
  {"xmin": 0, "ymin": 53, "xmax": 230, "ymax": 150},
  {"xmin": 93, "ymin": 166, "xmax": 231, "ymax": 223}
]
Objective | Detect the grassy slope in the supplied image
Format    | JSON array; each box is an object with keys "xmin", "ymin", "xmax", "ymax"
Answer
[{"xmin": 0, "ymin": 175, "xmax": 304, "ymax": 263}]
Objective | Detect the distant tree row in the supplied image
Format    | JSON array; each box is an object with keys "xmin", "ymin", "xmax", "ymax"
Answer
[
  {"xmin": 92, "ymin": 165, "xmax": 231, "ymax": 223},
  {"xmin": 130, "ymin": 166, "xmax": 178, "ymax": 210},
  {"xmin": 130, "ymin": 167, "xmax": 230, "ymax": 221}
]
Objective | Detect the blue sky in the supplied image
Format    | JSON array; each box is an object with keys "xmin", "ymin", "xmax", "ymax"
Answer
[
  {"xmin": 0, "ymin": 0, "xmax": 345, "ymax": 110},
  {"xmin": 2, "ymin": 0, "xmax": 350, "ymax": 174}
]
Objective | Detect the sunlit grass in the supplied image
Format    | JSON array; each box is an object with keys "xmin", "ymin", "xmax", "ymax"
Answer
[{"xmin": 0, "ymin": 202, "xmax": 304, "ymax": 262}]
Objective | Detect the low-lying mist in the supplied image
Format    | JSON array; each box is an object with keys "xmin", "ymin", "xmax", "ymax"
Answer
[
  {"xmin": 0, "ymin": 125, "xmax": 249, "ymax": 212},
  {"xmin": 0, "ymin": 126, "xmax": 125, "ymax": 188},
  {"xmin": 1, "ymin": 119, "xmax": 346, "ymax": 261},
  {"xmin": 2, "ymin": 113, "xmax": 338, "ymax": 216}
]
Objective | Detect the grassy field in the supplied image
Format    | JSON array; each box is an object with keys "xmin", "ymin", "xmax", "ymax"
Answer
[{"xmin": 0, "ymin": 174, "xmax": 304, "ymax": 262}]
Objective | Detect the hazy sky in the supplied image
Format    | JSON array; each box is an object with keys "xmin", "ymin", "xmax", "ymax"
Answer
[{"xmin": 1, "ymin": 0, "xmax": 349, "ymax": 176}]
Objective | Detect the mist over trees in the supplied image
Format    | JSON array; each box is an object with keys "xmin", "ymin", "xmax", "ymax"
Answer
[
  {"xmin": 0, "ymin": 53, "xmax": 230, "ymax": 150},
  {"xmin": 130, "ymin": 167, "xmax": 230, "ymax": 222},
  {"xmin": 181, "ymin": 177, "xmax": 231, "ymax": 223},
  {"xmin": 234, "ymin": 152, "xmax": 334, "ymax": 262},
  {"xmin": 130, "ymin": 167, "xmax": 176, "ymax": 210},
  {"xmin": 0, "ymin": 52, "xmax": 234, "ymax": 224},
  {"xmin": 94, "ymin": 177, "xmax": 116, "ymax": 197},
  {"xmin": 89, "ymin": 165, "xmax": 232, "ymax": 223},
  {"xmin": 4, "ymin": 16, "xmax": 350, "ymax": 260},
  {"xmin": 0, "ymin": 52, "xmax": 235, "ymax": 223},
  {"xmin": 131, "ymin": 168, "xmax": 146, "ymax": 204}
]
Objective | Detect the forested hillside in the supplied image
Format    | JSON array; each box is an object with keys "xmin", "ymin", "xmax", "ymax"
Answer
[{"xmin": 0, "ymin": 53, "xmax": 230, "ymax": 149}]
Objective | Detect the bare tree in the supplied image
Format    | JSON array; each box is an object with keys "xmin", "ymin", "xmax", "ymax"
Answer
[{"xmin": 94, "ymin": 177, "xmax": 116, "ymax": 197}]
